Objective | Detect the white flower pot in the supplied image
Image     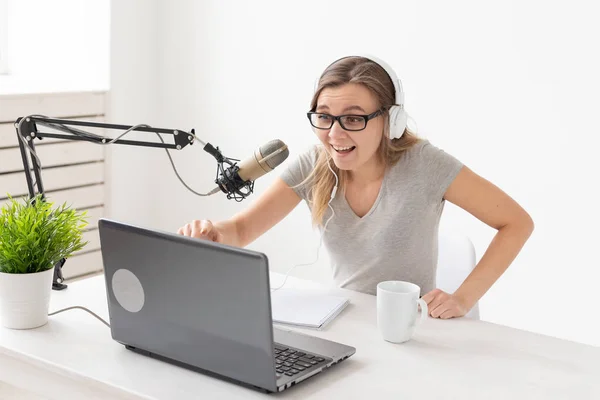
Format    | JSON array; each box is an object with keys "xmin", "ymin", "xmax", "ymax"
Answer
[{"xmin": 0, "ymin": 268, "xmax": 54, "ymax": 329}]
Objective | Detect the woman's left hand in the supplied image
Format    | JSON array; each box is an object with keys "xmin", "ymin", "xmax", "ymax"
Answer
[{"xmin": 422, "ymin": 289, "xmax": 470, "ymax": 319}]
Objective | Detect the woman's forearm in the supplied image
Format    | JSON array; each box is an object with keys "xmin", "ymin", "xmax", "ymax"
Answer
[
  {"xmin": 454, "ymin": 218, "xmax": 534, "ymax": 310},
  {"xmin": 213, "ymin": 219, "xmax": 244, "ymax": 247}
]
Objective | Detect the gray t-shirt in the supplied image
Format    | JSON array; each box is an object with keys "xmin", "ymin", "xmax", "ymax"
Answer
[{"xmin": 279, "ymin": 139, "xmax": 463, "ymax": 296}]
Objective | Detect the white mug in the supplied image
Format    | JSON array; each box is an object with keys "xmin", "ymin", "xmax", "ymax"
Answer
[{"xmin": 377, "ymin": 281, "xmax": 428, "ymax": 343}]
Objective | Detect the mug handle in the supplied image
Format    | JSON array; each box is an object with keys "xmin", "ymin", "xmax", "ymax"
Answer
[{"xmin": 416, "ymin": 298, "xmax": 428, "ymax": 325}]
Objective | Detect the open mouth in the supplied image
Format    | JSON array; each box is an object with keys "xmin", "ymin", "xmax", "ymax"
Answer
[{"xmin": 332, "ymin": 145, "xmax": 356, "ymax": 154}]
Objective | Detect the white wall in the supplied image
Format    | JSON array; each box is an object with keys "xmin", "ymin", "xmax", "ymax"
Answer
[
  {"xmin": 109, "ymin": 0, "xmax": 600, "ymax": 347},
  {"xmin": 107, "ymin": 0, "xmax": 162, "ymax": 224}
]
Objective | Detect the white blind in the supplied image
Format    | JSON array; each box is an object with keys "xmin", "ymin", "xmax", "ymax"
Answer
[{"xmin": 0, "ymin": 91, "xmax": 107, "ymax": 279}]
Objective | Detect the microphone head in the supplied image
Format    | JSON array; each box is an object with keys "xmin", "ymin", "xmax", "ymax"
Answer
[
  {"xmin": 231, "ymin": 139, "xmax": 290, "ymax": 185},
  {"xmin": 258, "ymin": 139, "xmax": 289, "ymax": 169}
]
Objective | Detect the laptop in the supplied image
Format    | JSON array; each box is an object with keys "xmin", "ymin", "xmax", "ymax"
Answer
[{"xmin": 98, "ymin": 218, "xmax": 355, "ymax": 393}]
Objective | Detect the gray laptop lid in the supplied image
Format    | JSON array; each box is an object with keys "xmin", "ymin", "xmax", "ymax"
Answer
[{"xmin": 98, "ymin": 218, "xmax": 278, "ymax": 392}]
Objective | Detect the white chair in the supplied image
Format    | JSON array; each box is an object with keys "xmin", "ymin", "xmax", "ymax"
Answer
[{"xmin": 436, "ymin": 229, "xmax": 480, "ymax": 319}]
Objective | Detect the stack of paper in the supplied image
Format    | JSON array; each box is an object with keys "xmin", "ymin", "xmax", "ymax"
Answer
[{"xmin": 270, "ymin": 288, "xmax": 349, "ymax": 330}]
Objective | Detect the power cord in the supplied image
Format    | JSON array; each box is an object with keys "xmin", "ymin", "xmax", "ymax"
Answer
[
  {"xmin": 48, "ymin": 306, "xmax": 110, "ymax": 328},
  {"xmin": 16, "ymin": 114, "xmax": 212, "ymax": 197},
  {"xmin": 271, "ymin": 156, "xmax": 338, "ymax": 291}
]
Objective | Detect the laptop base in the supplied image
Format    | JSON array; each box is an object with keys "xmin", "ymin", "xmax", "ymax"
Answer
[{"xmin": 124, "ymin": 345, "xmax": 272, "ymax": 394}]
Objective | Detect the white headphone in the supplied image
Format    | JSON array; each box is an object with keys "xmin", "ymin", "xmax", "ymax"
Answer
[{"xmin": 315, "ymin": 54, "xmax": 408, "ymax": 140}]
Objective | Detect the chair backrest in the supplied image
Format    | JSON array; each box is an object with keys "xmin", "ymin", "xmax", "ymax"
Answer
[{"xmin": 436, "ymin": 229, "xmax": 480, "ymax": 319}]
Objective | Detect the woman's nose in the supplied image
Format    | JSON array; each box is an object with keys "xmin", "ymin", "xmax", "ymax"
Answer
[{"xmin": 328, "ymin": 120, "xmax": 347, "ymax": 139}]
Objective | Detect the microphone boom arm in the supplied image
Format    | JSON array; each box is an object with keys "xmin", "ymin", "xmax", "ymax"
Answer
[{"xmin": 15, "ymin": 116, "xmax": 197, "ymax": 203}]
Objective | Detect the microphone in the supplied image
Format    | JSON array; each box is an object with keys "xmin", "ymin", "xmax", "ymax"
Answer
[{"xmin": 205, "ymin": 139, "xmax": 290, "ymax": 201}]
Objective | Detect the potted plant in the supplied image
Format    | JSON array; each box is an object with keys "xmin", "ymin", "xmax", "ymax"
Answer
[{"xmin": 0, "ymin": 194, "xmax": 88, "ymax": 329}]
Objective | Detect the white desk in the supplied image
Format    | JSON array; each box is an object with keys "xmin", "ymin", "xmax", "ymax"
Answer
[{"xmin": 1, "ymin": 273, "xmax": 599, "ymax": 400}]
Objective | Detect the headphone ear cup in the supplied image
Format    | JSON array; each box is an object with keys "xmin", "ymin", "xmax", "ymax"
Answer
[{"xmin": 388, "ymin": 106, "xmax": 407, "ymax": 140}]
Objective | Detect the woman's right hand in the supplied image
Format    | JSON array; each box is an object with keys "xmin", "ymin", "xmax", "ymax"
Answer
[{"xmin": 177, "ymin": 219, "xmax": 223, "ymax": 243}]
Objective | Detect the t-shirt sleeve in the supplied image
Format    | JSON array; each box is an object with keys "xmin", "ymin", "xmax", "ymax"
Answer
[
  {"xmin": 279, "ymin": 145, "xmax": 319, "ymax": 201},
  {"xmin": 417, "ymin": 140, "xmax": 464, "ymax": 202}
]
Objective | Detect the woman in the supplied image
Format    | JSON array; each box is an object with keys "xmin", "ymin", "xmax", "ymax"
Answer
[{"xmin": 178, "ymin": 55, "xmax": 534, "ymax": 319}]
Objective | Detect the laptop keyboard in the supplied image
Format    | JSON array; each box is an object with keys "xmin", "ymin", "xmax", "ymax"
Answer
[{"xmin": 274, "ymin": 345, "xmax": 327, "ymax": 377}]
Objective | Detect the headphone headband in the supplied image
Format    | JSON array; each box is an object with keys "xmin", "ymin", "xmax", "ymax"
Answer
[{"xmin": 316, "ymin": 54, "xmax": 404, "ymax": 107}]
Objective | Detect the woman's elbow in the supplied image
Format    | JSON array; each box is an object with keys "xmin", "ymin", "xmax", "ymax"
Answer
[
  {"xmin": 518, "ymin": 211, "xmax": 535, "ymax": 238},
  {"xmin": 501, "ymin": 209, "xmax": 534, "ymax": 239}
]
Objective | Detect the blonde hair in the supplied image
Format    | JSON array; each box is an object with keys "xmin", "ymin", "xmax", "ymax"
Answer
[{"xmin": 300, "ymin": 56, "xmax": 421, "ymax": 227}]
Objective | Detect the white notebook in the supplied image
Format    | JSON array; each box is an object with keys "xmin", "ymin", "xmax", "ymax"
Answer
[{"xmin": 270, "ymin": 288, "xmax": 349, "ymax": 330}]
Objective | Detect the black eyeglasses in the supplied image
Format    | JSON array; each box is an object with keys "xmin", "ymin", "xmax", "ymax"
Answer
[{"xmin": 306, "ymin": 108, "xmax": 384, "ymax": 131}]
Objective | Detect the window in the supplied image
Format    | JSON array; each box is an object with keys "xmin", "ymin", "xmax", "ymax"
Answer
[
  {"xmin": 0, "ymin": 0, "xmax": 8, "ymax": 74},
  {"xmin": 0, "ymin": 1, "xmax": 109, "ymax": 90}
]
